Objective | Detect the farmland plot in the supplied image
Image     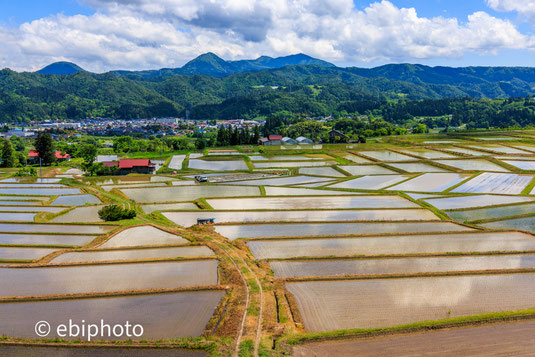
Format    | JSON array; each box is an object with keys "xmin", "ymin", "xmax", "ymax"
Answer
[
  {"xmin": 481, "ymin": 217, "xmax": 535, "ymax": 233},
  {"xmin": 99, "ymin": 226, "xmax": 188, "ymax": 248},
  {"xmin": 53, "ymin": 206, "xmax": 104, "ymax": 223},
  {"xmin": 207, "ymin": 195, "xmax": 419, "ymax": 210},
  {"xmin": 385, "ymin": 163, "xmax": 447, "ymax": 173},
  {"xmin": 253, "ymin": 161, "xmax": 336, "ymax": 168},
  {"xmin": 120, "ymin": 185, "xmax": 260, "ymax": 203},
  {"xmin": 189, "ymin": 159, "xmax": 248, "ymax": 171},
  {"xmin": 247, "ymin": 231, "xmax": 535, "ymax": 259},
  {"xmin": 337, "ymin": 165, "xmax": 397, "ymax": 175},
  {"xmin": 466, "ymin": 145, "xmax": 530, "ymax": 155},
  {"xmin": 141, "ymin": 202, "xmax": 199, "ymax": 214},
  {"xmin": 164, "ymin": 209, "xmax": 439, "ymax": 227},
  {"xmin": 0, "ymin": 223, "xmax": 114, "ymax": 234},
  {"xmin": 502, "ymin": 160, "xmax": 535, "ymax": 170},
  {"xmin": 0, "ymin": 233, "xmax": 97, "ymax": 246},
  {"xmin": 0, "ymin": 291, "xmax": 225, "ymax": 339},
  {"xmin": 387, "ymin": 173, "xmax": 470, "ymax": 192},
  {"xmin": 434, "ymin": 159, "xmax": 509, "ymax": 172},
  {"xmin": 424, "ymin": 194, "xmax": 534, "ymax": 210},
  {"xmin": 263, "ymin": 187, "xmax": 362, "ymax": 196},
  {"xmin": 223, "ymin": 175, "xmax": 332, "ymax": 186},
  {"xmin": 451, "ymin": 173, "xmax": 533, "ymax": 194},
  {"xmin": 0, "ymin": 188, "xmax": 81, "ymax": 195},
  {"xmin": 51, "ymin": 246, "xmax": 214, "ymax": 263},
  {"xmin": 329, "ymin": 175, "xmax": 412, "ymax": 190},
  {"xmin": 0, "ymin": 213, "xmax": 36, "ymax": 221},
  {"xmin": 441, "ymin": 147, "xmax": 485, "ymax": 156},
  {"xmin": 0, "ymin": 260, "xmax": 218, "ymax": 297},
  {"xmin": 51, "ymin": 194, "xmax": 101, "ymax": 206},
  {"xmin": 168, "ymin": 155, "xmax": 185, "ymax": 170},
  {"xmin": 287, "ymin": 274, "xmax": 535, "ymax": 332},
  {"xmin": 397, "ymin": 149, "xmax": 457, "ymax": 159},
  {"xmin": 341, "ymin": 153, "xmax": 372, "ymax": 163},
  {"xmin": 0, "ymin": 247, "xmax": 58, "ymax": 261},
  {"xmin": 216, "ymin": 221, "xmax": 470, "ymax": 240},
  {"xmin": 298, "ymin": 167, "xmax": 346, "ymax": 177},
  {"xmin": 271, "ymin": 254, "xmax": 535, "ymax": 278},
  {"xmin": 356, "ymin": 151, "xmax": 418, "ymax": 162},
  {"xmin": 447, "ymin": 202, "xmax": 535, "ymax": 222}
]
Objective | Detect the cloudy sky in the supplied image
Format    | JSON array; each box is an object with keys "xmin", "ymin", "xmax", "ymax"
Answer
[{"xmin": 1, "ymin": 0, "xmax": 535, "ymax": 72}]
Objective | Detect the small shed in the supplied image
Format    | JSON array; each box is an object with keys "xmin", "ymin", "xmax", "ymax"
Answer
[
  {"xmin": 296, "ymin": 136, "xmax": 313, "ymax": 144},
  {"xmin": 328, "ymin": 129, "xmax": 348, "ymax": 143},
  {"xmin": 282, "ymin": 137, "xmax": 298, "ymax": 145}
]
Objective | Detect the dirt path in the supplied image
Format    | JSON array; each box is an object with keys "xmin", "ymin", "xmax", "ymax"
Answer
[{"xmin": 214, "ymin": 242, "xmax": 250, "ymax": 357}]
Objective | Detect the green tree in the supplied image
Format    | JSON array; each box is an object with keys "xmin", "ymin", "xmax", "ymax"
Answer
[
  {"xmin": 1, "ymin": 139, "xmax": 15, "ymax": 168},
  {"xmin": 80, "ymin": 144, "xmax": 97, "ymax": 166},
  {"xmin": 34, "ymin": 132, "xmax": 55, "ymax": 165}
]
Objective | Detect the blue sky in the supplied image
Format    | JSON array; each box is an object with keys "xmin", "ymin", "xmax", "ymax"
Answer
[{"xmin": 1, "ymin": 0, "xmax": 535, "ymax": 71}]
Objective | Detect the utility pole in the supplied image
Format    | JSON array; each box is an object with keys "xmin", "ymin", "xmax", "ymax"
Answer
[{"xmin": 39, "ymin": 157, "xmax": 42, "ymax": 179}]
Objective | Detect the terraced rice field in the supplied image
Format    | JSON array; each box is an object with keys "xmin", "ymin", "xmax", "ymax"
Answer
[
  {"xmin": 0, "ymin": 247, "xmax": 58, "ymax": 261},
  {"xmin": 207, "ymin": 195, "xmax": 419, "ymax": 210},
  {"xmin": 247, "ymin": 231, "xmax": 535, "ymax": 258},
  {"xmin": 0, "ymin": 233, "xmax": 97, "ymax": 246},
  {"xmin": 164, "ymin": 209, "xmax": 438, "ymax": 227},
  {"xmin": 287, "ymin": 274, "xmax": 535, "ymax": 331},
  {"xmin": 98, "ymin": 226, "xmax": 187, "ymax": 248},
  {"xmin": 424, "ymin": 194, "xmax": 534, "ymax": 210},
  {"xmin": 53, "ymin": 205, "xmax": 104, "ymax": 223},
  {"xmin": 502, "ymin": 160, "xmax": 535, "ymax": 170},
  {"xmin": 0, "ymin": 223, "xmax": 114, "ymax": 234},
  {"xmin": 188, "ymin": 159, "xmax": 249, "ymax": 171},
  {"xmin": 451, "ymin": 172, "xmax": 533, "ymax": 194},
  {"xmin": 0, "ymin": 291, "xmax": 225, "ymax": 339},
  {"xmin": 223, "ymin": 175, "xmax": 332, "ymax": 186},
  {"xmin": 51, "ymin": 194, "xmax": 101, "ymax": 206},
  {"xmin": 271, "ymin": 254, "xmax": 535, "ymax": 278},
  {"xmin": 51, "ymin": 246, "xmax": 215, "ymax": 263},
  {"xmin": 397, "ymin": 149, "xmax": 458, "ymax": 159},
  {"xmin": 253, "ymin": 161, "xmax": 336, "ymax": 168},
  {"xmin": 263, "ymin": 186, "xmax": 362, "ymax": 196},
  {"xmin": 434, "ymin": 159, "xmax": 509, "ymax": 172},
  {"xmin": 0, "ymin": 188, "xmax": 81, "ymax": 195},
  {"xmin": 481, "ymin": 216, "xmax": 535, "ymax": 233},
  {"xmin": 0, "ymin": 260, "xmax": 218, "ymax": 296},
  {"xmin": 447, "ymin": 202, "xmax": 535, "ymax": 222},
  {"xmin": 385, "ymin": 162, "xmax": 447, "ymax": 172},
  {"xmin": 337, "ymin": 165, "xmax": 397, "ymax": 175},
  {"xmin": 298, "ymin": 167, "xmax": 346, "ymax": 177},
  {"xmin": 141, "ymin": 202, "xmax": 199, "ymax": 213},
  {"xmin": 216, "ymin": 221, "xmax": 470, "ymax": 240},
  {"xmin": 387, "ymin": 173, "xmax": 470, "ymax": 192},
  {"xmin": 356, "ymin": 150, "xmax": 418, "ymax": 162},
  {"xmin": 120, "ymin": 185, "xmax": 260, "ymax": 202},
  {"xmin": 328, "ymin": 175, "xmax": 412, "ymax": 190}
]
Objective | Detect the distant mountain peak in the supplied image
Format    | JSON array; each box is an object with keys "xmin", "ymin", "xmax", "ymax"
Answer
[{"xmin": 37, "ymin": 61, "xmax": 86, "ymax": 75}]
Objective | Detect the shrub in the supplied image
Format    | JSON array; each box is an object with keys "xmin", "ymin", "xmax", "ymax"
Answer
[
  {"xmin": 98, "ymin": 205, "xmax": 137, "ymax": 221},
  {"xmin": 16, "ymin": 167, "xmax": 37, "ymax": 177}
]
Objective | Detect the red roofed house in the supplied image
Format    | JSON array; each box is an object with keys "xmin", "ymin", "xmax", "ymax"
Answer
[
  {"xmin": 28, "ymin": 150, "xmax": 71, "ymax": 164},
  {"xmin": 101, "ymin": 159, "xmax": 155, "ymax": 175},
  {"xmin": 258, "ymin": 134, "xmax": 282, "ymax": 146}
]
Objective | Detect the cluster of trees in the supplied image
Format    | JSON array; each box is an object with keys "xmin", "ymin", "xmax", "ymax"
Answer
[{"xmin": 215, "ymin": 125, "xmax": 260, "ymax": 146}]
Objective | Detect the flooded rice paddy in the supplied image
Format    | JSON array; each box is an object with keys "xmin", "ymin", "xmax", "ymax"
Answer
[
  {"xmin": 329, "ymin": 175, "xmax": 412, "ymax": 190},
  {"xmin": 247, "ymin": 231, "xmax": 535, "ymax": 259},
  {"xmin": 0, "ymin": 291, "xmax": 225, "ymax": 339},
  {"xmin": 51, "ymin": 246, "xmax": 215, "ymax": 263},
  {"xmin": 0, "ymin": 233, "xmax": 97, "ymax": 246},
  {"xmin": 51, "ymin": 194, "xmax": 101, "ymax": 206},
  {"xmin": 356, "ymin": 150, "xmax": 418, "ymax": 162},
  {"xmin": 223, "ymin": 175, "xmax": 332, "ymax": 186},
  {"xmin": 397, "ymin": 149, "xmax": 457, "ymax": 159},
  {"xmin": 271, "ymin": 254, "xmax": 535, "ymax": 278},
  {"xmin": 424, "ymin": 194, "xmax": 534, "ymax": 210},
  {"xmin": 385, "ymin": 163, "xmax": 447, "ymax": 173},
  {"xmin": 263, "ymin": 187, "xmax": 361, "ymax": 196},
  {"xmin": 387, "ymin": 173, "xmax": 471, "ymax": 192},
  {"xmin": 0, "ymin": 188, "xmax": 81, "ymax": 195},
  {"xmin": 447, "ymin": 202, "xmax": 535, "ymax": 222},
  {"xmin": 164, "ymin": 209, "xmax": 439, "ymax": 227},
  {"xmin": 337, "ymin": 165, "xmax": 397, "ymax": 175},
  {"xmin": 168, "ymin": 155, "xmax": 186, "ymax": 170},
  {"xmin": 451, "ymin": 173, "xmax": 533, "ymax": 194},
  {"xmin": 216, "ymin": 221, "xmax": 470, "ymax": 240},
  {"xmin": 298, "ymin": 167, "xmax": 346, "ymax": 177},
  {"xmin": 434, "ymin": 159, "xmax": 509, "ymax": 172},
  {"xmin": 0, "ymin": 247, "xmax": 58, "ymax": 261},
  {"xmin": 121, "ymin": 185, "xmax": 260, "ymax": 203},
  {"xmin": 53, "ymin": 206, "xmax": 104, "ymax": 223},
  {"xmin": 502, "ymin": 160, "xmax": 535, "ymax": 170},
  {"xmin": 0, "ymin": 223, "xmax": 114, "ymax": 234},
  {"xmin": 341, "ymin": 153, "xmax": 372, "ymax": 163},
  {"xmin": 253, "ymin": 161, "xmax": 336, "ymax": 168},
  {"xmin": 207, "ymin": 195, "xmax": 418, "ymax": 210},
  {"xmin": 481, "ymin": 217, "xmax": 535, "ymax": 233},
  {"xmin": 141, "ymin": 202, "xmax": 199, "ymax": 213},
  {"xmin": 287, "ymin": 274, "xmax": 535, "ymax": 332},
  {"xmin": 98, "ymin": 226, "xmax": 188, "ymax": 248},
  {"xmin": 188, "ymin": 159, "xmax": 249, "ymax": 171},
  {"xmin": 0, "ymin": 260, "xmax": 218, "ymax": 297}
]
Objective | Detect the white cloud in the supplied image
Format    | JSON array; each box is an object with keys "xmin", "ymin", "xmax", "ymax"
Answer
[
  {"xmin": 487, "ymin": 0, "xmax": 535, "ymax": 23},
  {"xmin": 1, "ymin": 0, "xmax": 534, "ymax": 72}
]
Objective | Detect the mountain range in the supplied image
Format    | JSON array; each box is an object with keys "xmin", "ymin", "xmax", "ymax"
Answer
[{"xmin": 1, "ymin": 52, "xmax": 535, "ymax": 122}]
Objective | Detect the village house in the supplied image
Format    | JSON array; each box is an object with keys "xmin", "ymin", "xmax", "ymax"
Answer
[
  {"xmin": 102, "ymin": 159, "xmax": 155, "ymax": 175},
  {"xmin": 258, "ymin": 134, "xmax": 283, "ymax": 146},
  {"xmin": 27, "ymin": 150, "xmax": 71, "ymax": 164}
]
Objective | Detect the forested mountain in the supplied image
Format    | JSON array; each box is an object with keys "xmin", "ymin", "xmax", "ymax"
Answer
[
  {"xmin": 3, "ymin": 54, "xmax": 535, "ymax": 124},
  {"xmin": 37, "ymin": 62, "xmax": 86, "ymax": 75}
]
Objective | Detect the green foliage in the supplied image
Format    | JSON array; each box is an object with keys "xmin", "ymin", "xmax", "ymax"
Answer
[
  {"xmin": 1, "ymin": 139, "xmax": 15, "ymax": 167},
  {"xmin": 34, "ymin": 132, "xmax": 55, "ymax": 165},
  {"xmin": 97, "ymin": 205, "xmax": 137, "ymax": 221},
  {"xmin": 80, "ymin": 144, "xmax": 97, "ymax": 167},
  {"xmin": 16, "ymin": 167, "xmax": 37, "ymax": 177}
]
